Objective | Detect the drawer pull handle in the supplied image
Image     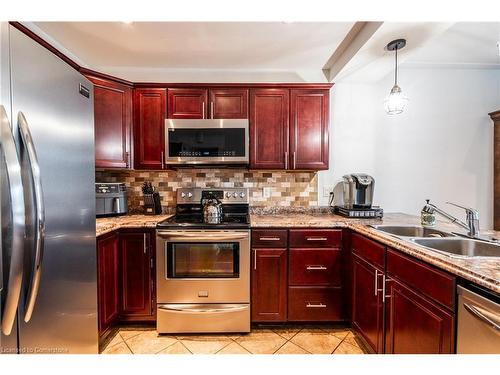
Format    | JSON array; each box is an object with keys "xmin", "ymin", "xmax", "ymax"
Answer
[
  {"xmin": 306, "ymin": 303, "xmax": 327, "ymax": 308},
  {"xmin": 306, "ymin": 265, "xmax": 327, "ymax": 270},
  {"xmin": 306, "ymin": 237, "xmax": 328, "ymax": 241},
  {"xmin": 259, "ymin": 237, "xmax": 281, "ymax": 241}
]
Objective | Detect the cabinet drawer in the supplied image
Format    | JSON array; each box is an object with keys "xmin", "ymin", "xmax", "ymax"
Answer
[
  {"xmin": 386, "ymin": 249, "xmax": 456, "ymax": 310},
  {"xmin": 252, "ymin": 229, "xmax": 288, "ymax": 248},
  {"xmin": 288, "ymin": 287, "xmax": 343, "ymax": 321},
  {"xmin": 351, "ymin": 233, "xmax": 385, "ymax": 269},
  {"xmin": 289, "ymin": 229, "xmax": 341, "ymax": 248},
  {"xmin": 289, "ymin": 248, "xmax": 341, "ymax": 286}
]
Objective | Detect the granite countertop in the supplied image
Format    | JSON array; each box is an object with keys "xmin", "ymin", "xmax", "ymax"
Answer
[
  {"xmin": 96, "ymin": 214, "xmax": 172, "ymax": 237},
  {"xmin": 251, "ymin": 212, "xmax": 500, "ymax": 294},
  {"xmin": 96, "ymin": 212, "xmax": 500, "ymax": 294}
]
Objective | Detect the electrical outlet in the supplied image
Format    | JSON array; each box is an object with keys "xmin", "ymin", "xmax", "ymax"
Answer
[
  {"xmin": 263, "ymin": 187, "xmax": 272, "ymax": 198},
  {"xmin": 323, "ymin": 186, "xmax": 333, "ymax": 198}
]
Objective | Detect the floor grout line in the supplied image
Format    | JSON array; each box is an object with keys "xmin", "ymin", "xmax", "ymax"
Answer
[
  {"xmin": 122, "ymin": 337, "xmax": 134, "ymax": 354},
  {"xmin": 213, "ymin": 340, "xmax": 237, "ymax": 354},
  {"xmin": 178, "ymin": 340, "xmax": 193, "ymax": 354},
  {"xmin": 272, "ymin": 338, "xmax": 291, "ymax": 354},
  {"xmin": 331, "ymin": 337, "xmax": 345, "ymax": 354},
  {"xmin": 154, "ymin": 338, "xmax": 181, "ymax": 354},
  {"xmin": 289, "ymin": 340, "xmax": 313, "ymax": 354}
]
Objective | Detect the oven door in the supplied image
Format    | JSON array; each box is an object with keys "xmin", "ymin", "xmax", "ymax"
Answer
[
  {"xmin": 164, "ymin": 119, "xmax": 249, "ymax": 165},
  {"xmin": 156, "ymin": 230, "xmax": 250, "ymax": 303}
]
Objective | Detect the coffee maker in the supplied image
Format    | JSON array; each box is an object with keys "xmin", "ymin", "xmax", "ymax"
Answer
[
  {"xmin": 343, "ymin": 174, "xmax": 375, "ymax": 208},
  {"xmin": 333, "ymin": 174, "xmax": 383, "ymax": 218}
]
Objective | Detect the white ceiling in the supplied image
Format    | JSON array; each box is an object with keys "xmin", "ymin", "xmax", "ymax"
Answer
[
  {"xmin": 333, "ymin": 22, "xmax": 500, "ymax": 83},
  {"xmin": 29, "ymin": 22, "xmax": 500, "ymax": 83},
  {"xmin": 405, "ymin": 22, "xmax": 500, "ymax": 67},
  {"xmin": 331, "ymin": 22, "xmax": 455, "ymax": 83},
  {"xmin": 32, "ymin": 22, "xmax": 354, "ymax": 81}
]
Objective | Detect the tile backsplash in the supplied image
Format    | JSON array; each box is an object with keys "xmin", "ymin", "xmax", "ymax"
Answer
[{"xmin": 95, "ymin": 169, "xmax": 318, "ymax": 213}]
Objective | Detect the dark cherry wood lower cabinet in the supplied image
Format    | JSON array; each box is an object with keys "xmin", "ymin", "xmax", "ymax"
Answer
[
  {"xmin": 288, "ymin": 286, "xmax": 342, "ymax": 321},
  {"xmin": 251, "ymin": 248, "xmax": 287, "ymax": 322},
  {"xmin": 97, "ymin": 232, "xmax": 120, "ymax": 335},
  {"xmin": 351, "ymin": 254, "xmax": 384, "ymax": 353},
  {"xmin": 97, "ymin": 229, "xmax": 155, "ymax": 338},
  {"xmin": 349, "ymin": 235, "xmax": 457, "ymax": 354},
  {"xmin": 120, "ymin": 231, "xmax": 155, "ymax": 321},
  {"xmin": 385, "ymin": 279, "xmax": 454, "ymax": 354}
]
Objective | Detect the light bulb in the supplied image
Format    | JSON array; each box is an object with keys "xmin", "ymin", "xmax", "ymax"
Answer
[{"xmin": 384, "ymin": 84, "xmax": 408, "ymax": 115}]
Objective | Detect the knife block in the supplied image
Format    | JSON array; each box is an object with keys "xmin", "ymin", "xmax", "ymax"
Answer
[{"xmin": 143, "ymin": 192, "xmax": 162, "ymax": 215}]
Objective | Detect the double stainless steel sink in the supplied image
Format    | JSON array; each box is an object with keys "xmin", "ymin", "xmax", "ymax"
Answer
[{"xmin": 370, "ymin": 225, "xmax": 500, "ymax": 258}]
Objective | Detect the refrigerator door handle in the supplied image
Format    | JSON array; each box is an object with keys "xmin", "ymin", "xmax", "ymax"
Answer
[
  {"xmin": 0, "ymin": 105, "xmax": 26, "ymax": 335},
  {"xmin": 17, "ymin": 112, "xmax": 45, "ymax": 323}
]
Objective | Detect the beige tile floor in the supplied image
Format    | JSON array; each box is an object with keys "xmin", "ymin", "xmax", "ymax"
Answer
[{"xmin": 101, "ymin": 325, "xmax": 367, "ymax": 355}]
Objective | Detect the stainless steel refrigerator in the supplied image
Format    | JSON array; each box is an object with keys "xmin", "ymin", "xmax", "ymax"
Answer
[{"xmin": 1, "ymin": 23, "xmax": 98, "ymax": 354}]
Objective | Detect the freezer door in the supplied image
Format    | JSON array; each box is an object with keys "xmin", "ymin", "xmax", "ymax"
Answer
[
  {"xmin": 9, "ymin": 25, "xmax": 98, "ymax": 354},
  {"xmin": 1, "ymin": 21, "xmax": 21, "ymax": 354}
]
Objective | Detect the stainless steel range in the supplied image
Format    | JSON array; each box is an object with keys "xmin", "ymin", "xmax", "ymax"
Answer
[{"xmin": 156, "ymin": 188, "xmax": 250, "ymax": 333}]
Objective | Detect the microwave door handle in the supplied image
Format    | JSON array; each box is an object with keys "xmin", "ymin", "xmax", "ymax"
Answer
[
  {"xmin": 18, "ymin": 112, "xmax": 45, "ymax": 323},
  {"xmin": 0, "ymin": 105, "xmax": 26, "ymax": 335}
]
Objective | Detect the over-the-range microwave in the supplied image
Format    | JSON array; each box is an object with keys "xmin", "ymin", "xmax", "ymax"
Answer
[{"xmin": 164, "ymin": 119, "xmax": 249, "ymax": 166}]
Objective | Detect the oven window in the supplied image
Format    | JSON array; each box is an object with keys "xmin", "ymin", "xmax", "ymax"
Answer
[
  {"xmin": 167, "ymin": 128, "xmax": 245, "ymax": 157},
  {"xmin": 167, "ymin": 242, "xmax": 240, "ymax": 278}
]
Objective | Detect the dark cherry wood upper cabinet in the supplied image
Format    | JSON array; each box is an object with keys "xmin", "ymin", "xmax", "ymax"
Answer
[
  {"xmin": 97, "ymin": 233, "xmax": 119, "ymax": 335},
  {"xmin": 289, "ymin": 89, "xmax": 329, "ymax": 170},
  {"xmin": 88, "ymin": 76, "xmax": 132, "ymax": 169},
  {"xmin": 251, "ymin": 248, "xmax": 287, "ymax": 322},
  {"xmin": 351, "ymin": 254, "xmax": 384, "ymax": 353},
  {"xmin": 249, "ymin": 88, "xmax": 289, "ymax": 169},
  {"xmin": 167, "ymin": 88, "xmax": 208, "ymax": 119},
  {"xmin": 385, "ymin": 279, "xmax": 454, "ymax": 354},
  {"xmin": 133, "ymin": 88, "xmax": 166, "ymax": 170},
  {"xmin": 120, "ymin": 231, "xmax": 154, "ymax": 320},
  {"xmin": 209, "ymin": 89, "xmax": 248, "ymax": 119}
]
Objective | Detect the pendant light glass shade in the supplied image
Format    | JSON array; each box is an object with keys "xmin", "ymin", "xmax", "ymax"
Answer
[
  {"xmin": 385, "ymin": 39, "xmax": 408, "ymax": 115},
  {"xmin": 384, "ymin": 84, "xmax": 408, "ymax": 115}
]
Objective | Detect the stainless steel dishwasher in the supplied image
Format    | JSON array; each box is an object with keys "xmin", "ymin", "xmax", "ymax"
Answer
[{"xmin": 457, "ymin": 285, "xmax": 500, "ymax": 353}]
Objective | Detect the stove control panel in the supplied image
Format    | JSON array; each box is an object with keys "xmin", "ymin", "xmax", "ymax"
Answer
[{"xmin": 176, "ymin": 188, "xmax": 249, "ymax": 205}]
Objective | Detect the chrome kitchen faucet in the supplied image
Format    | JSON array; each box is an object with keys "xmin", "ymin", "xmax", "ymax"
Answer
[{"xmin": 421, "ymin": 200, "xmax": 480, "ymax": 238}]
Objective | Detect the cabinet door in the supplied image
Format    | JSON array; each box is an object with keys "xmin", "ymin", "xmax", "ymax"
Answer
[
  {"xmin": 249, "ymin": 89, "xmax": 289, "ymax": 169},
  {"xmin": 251, "ymin": 248, "xmax": 287, "ymax": 322},
  {"xmin": 120, "ymin": 232, "xmax": 154, "ymax": 319},
  {"xmin": 90, "ymin": 77, "xmax": 132, "ymax": 169},
  {"xmin": 385, "ymin": 279, "xmax": 454, "ymax": 354},
  {"xmin": 289, "ymin": 89, "xmax": 329, "ymax": 170},
  {"xmin": 209, "ymin": 88, "xmax": 248, "ymax": 119},
  {"xmin": 167, "ymin": 88, "xmax": 208, "ymax": 119},
  {"xmin": 133, "ymin": 88, "xmax": 166, "ymax": 169},
  {"xmin": 351, "ymin": 254, "xmax": 384, "ymax": 353},
  {"xmin": 97, "ymin": 233, "xmax": 119, "ymax": 334}
]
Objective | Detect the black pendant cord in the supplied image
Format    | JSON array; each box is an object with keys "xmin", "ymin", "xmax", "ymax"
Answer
[{"xmin": 394, "ymin": 46, "xmax": 398, "ymax": 86}]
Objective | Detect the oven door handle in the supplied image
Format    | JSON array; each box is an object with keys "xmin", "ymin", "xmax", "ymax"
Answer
[
  {"xmin": 158, "ymin": 304, "xmax": 248, "ymax": 314},
  {"xmin": 157, "ymin": 232, "xmax": 249, "ymax": 241}
]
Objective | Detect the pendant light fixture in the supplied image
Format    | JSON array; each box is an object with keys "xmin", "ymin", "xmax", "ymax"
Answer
[{"xmin": 384, "ymin": 38, "xmax": 408, "ymax": 115}]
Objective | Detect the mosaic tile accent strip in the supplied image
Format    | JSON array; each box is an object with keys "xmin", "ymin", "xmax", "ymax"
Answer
[{"xmin": 95, "ymin": 169, "xmax": 318, "ymax": 212}]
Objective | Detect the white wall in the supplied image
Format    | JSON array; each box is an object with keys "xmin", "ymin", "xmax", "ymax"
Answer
[
  {"xmin": 317, "ymin": 82, "xmax": 378, "ymax": 206},
  {"xmin": 318, "ymin": 66, "xmax": 500, "ymax": 229}
]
